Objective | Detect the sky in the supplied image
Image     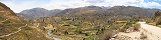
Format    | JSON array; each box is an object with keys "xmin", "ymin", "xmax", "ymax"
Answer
[{"xmin": 0, "ymin": 0, "xmax": 161, "ymax": 13}]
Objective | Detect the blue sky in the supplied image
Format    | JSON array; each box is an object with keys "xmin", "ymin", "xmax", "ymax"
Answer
[{"xmin": 0, "ymin": 0, "xmax": 161, "ymax": 13}]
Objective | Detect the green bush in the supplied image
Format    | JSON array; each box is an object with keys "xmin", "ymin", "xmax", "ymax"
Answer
[{"xmin": 133, "ymin": 23, "xmax": 140, "ymax": 31}]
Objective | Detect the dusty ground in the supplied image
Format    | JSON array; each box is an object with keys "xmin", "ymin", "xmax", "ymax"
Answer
[{"xmin": 111, "ymin": 22, "xmax": 161, "ymax": 40}]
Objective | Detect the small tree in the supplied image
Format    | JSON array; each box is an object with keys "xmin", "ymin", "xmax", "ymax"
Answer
[{"xmin": 153, "ymin": 11, "xmax": 161, "ymax": 25}]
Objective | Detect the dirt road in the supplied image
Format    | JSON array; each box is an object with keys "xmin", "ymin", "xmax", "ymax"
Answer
[
  {"xmin": 111, "ymin": 22, "xmax": 161, "ymax": 40},
  {"xmin": 139, "ymin": 22, "xmax": 161, "ymax": 40}
]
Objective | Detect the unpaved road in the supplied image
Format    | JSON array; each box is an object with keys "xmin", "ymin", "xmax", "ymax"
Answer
[
  {"xmin": 111, "ymin": 22, "xmax": 161, "ymax": 40},
  {"xmin": 0, "ymin": 24, "xmax": 27, "ymax": 37},
  {"xmin": 139, "ymin": 22, "xmax": 161, "ymax": 40}
]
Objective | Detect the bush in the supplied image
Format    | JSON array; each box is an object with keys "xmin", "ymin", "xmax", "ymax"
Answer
[
  {"xmin": 133, "ymin": 23, "xmax": 140, "ymax": 31},
  {"xmin": 140, "ymin": 32, "xmax": 147, "ymax": 39},
  {"xmin": 100, "ymin": 30, "xmax": 117, "ymax": 40}
]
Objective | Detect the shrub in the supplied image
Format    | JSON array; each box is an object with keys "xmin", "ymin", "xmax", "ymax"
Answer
[
  {"xmin": 100, "ymin": 30, "xmax": 117, "ymax": 40},
  {"xmin": 133, "ymin": 23, "xmax": 140, "ymax": 31},
  {"xmin": 140, "ymin": 32, "xmax": 147, "ymax": 39}
]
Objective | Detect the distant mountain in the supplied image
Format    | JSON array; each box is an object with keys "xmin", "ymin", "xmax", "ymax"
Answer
[
  {"xmin": 56, "ymin": 6, "xmax": 104, "ymax": 16},
  {"xmin": 56, "ymin": 6, "xmax": 160, "ymax": 17},
  {"xmin": 18, "ymin": 8, "xmax": 61, "ymax": 19},
  {"xmin": 106, "ymin": 6, "xmax": 160, "ymax": 17},
  {"xmin": 17, "ymin": 6, "xmax": 160, "ymax": 20}
]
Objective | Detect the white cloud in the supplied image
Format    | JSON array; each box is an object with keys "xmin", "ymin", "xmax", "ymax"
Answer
[
  {"xmin": 1, "ymin": 0, "xmax": 42, "ymax": 13},
  {"xmin": 91, "ymin": 0, "xmax": 161, "ymax": 8},
  {"xmin": 142, "ymin": 2, "xmax": 160, "ymax": 7},
  {"xmin": 41, "ymin": 0, "xmax": 90, "ymax": 10},
  {"xmin": 0, "ymin": 0, "xmax": 161, "ymax": 13},
  {"xmin": 154, "ymin": 0, "xmax": 161, "ymax": 1}
]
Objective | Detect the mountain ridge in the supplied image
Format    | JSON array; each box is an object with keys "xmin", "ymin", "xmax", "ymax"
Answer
[
  {"xmin": 18, "ymin": 6, "xmax": 160, "ymax": 20},
  {"xmin": 18, "ymin": 8, "xmax": 62, "ymax": 19}
]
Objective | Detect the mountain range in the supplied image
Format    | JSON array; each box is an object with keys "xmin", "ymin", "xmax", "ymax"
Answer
[
  {"xmin": 17, "ymin": 8, "xmax": 61, "ymax": 19},
  {"xmin": 17, "ymin": 6, "xmax": 160, "ymax": 20}
]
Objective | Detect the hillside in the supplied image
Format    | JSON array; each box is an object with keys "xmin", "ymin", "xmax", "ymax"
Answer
[{"xmin": 0, "ymin": 2, "xmax": 51, "ymax": 40}]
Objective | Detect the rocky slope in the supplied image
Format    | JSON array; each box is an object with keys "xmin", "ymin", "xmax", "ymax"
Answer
[
  {"xmin": 0, "ymin": 2, "xmax": 21, "ymax": 22},
  {"xmin": 0, "ymin": 2, "xmax": 51, "ymax": 40}
]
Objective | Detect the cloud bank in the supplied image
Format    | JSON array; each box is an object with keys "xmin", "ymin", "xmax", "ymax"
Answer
[{"xmin": 1, "ymin": 0, "xmax": 161, "ymax": 13}]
